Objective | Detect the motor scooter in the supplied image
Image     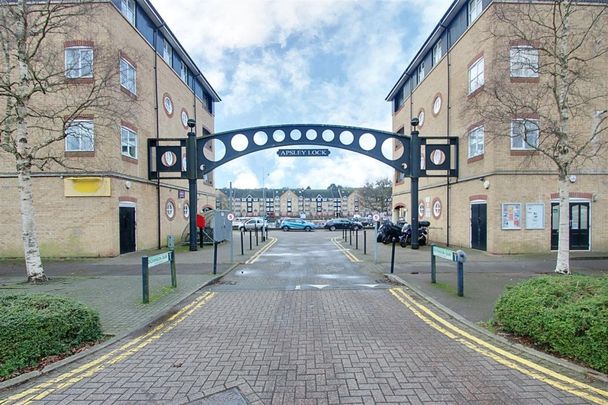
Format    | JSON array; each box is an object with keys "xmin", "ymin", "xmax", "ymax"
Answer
[
  {"xmin": 399, "ymin": 221, "xmax": 430, "ymax": 247},
  {"xmin": 377, "ymin": 220, "xmax": 402, "ymax": 244}
]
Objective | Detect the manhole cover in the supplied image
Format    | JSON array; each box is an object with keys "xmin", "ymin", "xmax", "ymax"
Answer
[{"xmin": 184, "ymin": 387, "xmax": 248, "ymax": 404}]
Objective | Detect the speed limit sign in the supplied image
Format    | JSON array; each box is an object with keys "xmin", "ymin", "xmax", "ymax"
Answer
[
  {"xmin": 227, "ymin": 212, "xmax": 235, "ymax": 221},
  {"xmin": 372, "ymin": 213, "xmax": 380, "ymax": 222}
]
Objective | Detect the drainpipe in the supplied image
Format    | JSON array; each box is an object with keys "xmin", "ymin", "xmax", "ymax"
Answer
[
  {"xmin": 153, "ymin": 27, "xmax": 161, "ymax": 249},
  {"xmin": 446, "ymin": 26, "xmax": 451, "ymax": 247}
]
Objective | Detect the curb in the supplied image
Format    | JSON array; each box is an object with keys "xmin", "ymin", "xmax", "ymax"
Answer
[
  {"xmin": 0, "ymin": 261, "xmax": 242, "ymax": 392},
  {"xmin": 386, "ymin": 273, "xmax": 608, "ymax": 384}
]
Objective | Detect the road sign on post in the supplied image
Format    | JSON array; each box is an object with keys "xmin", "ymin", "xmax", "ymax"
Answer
[{"xmin": 431, "ymin": 244, "xmax": 467, "ymax": 296}]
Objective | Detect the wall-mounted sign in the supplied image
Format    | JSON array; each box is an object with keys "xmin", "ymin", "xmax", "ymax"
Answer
[
  {"xmin": 502, "ymin": 203, "xmax": 521, "ymax": 229},
  {"xmin": 277, "ymin": 149, "xmax": 330, "ymax": 157},
  {"xmin": 525, "ymin": 203, "xmax": 544, "ymax": 229},
  {"xmin": 432, "ymin": 198, "xmax": 442, "ymax": 219}
]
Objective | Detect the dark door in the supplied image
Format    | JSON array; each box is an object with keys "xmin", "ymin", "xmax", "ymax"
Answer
[
  {"xmin": 551, "ymin": 202, "xmax": 590, "ymax": 250},
  {"xmin": 119, "ymin": 206, "xmax": 136, "ymax": 254},
  {"xmin": 471, "ymin": 203, "xmax": 487, "ymax": 251}
]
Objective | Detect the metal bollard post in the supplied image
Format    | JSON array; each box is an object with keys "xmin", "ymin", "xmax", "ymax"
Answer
[
  {"xmin": 349, "ymin": 229, "xmax": 352, "ymax": 245},
  {"xmin": 457, "ymin": 261, "xmax": 464, "ymax": 297},
  {"xmin": 213, "ymin": 242, "xmax": 218, "ymax": 275},
  {"xmin": 240, "ymin": 230, "xmax": 244, "ymax": 255},
  {"xmin": 355, "ymin": 229, "xmax": 359, "ymax": 250},
  {"xmin": 199, "ymin": 227, "xmax": 204, "ymax": 248},
  {"xmin": 390, "ymin": 238, "xmax": 397, "ymax": 274},
  {"xmin": 170, "ymin": 251, "xmax": 177, "ymax": 288},
  {"xmin": 249, "ymin": 230, "xmax": 252, "ymax": 250},
  {"xmin": 142, "ymin": 256, "xmax": 149, "ymax": 304},
  {"xmin": 363, "ymin": 230, "xmax": 367, "ymax": 255},
  {"xmin": 255, "ymin": 226, "xmax": 259, "ymax": 246},
  {"xmin": 431, "ymin": 245, "xmax": 437, "ymax": 284},
  {"xmin": 266, "ymin": 226, "xmax": 269, "ymax": 240}
]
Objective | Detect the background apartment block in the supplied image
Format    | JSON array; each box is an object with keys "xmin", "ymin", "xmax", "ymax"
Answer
[
  {"xmin": 386, "ymin": 0, "xmax": 607, "ymax": 253},
  {"xmin": 0, "ymin": 0, "xmax": 220, "ymax": 257},
  {"xmin": 216, "ymin": 186, "xmax": 366, "ymax": 219}
]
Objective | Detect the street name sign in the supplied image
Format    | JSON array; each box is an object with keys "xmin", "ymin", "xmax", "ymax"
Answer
[{"xmin": 277, "ymin": 149, "xmax": 330, "ymax": 157}]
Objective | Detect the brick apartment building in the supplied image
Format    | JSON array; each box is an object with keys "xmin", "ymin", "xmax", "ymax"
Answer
[
  {"xmin": 0, "ymin": 0, "xmax": 220, "ymax": 257},
  {"xmin": 216, "ymin": 186, "xmax": 366, "ymax": 219},
  {"xmin": 386, "ymin": 0, "xmax": 607, "ymax": 253}
]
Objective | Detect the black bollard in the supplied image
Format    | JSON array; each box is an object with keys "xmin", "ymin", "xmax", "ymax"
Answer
[
  {"xmin": 255, "ymin": 226, "xmax": 259, "ymax": 246},
  {"xmin": 355, "ymin": 229, "xmax": 359, "ymax": 250},
  {"xmin": 349, "ymin": 229, "xmax": 352, "ymax": 246},
  {"xmin": 199, "ymin": 227, "xmax": 204, "ymax": 248},
  {"xmin": 213, "ymin": 242, "xmax": 218, "ymax": 275},
  {"xmin": 249, "ymin": 230, "xmax": 252, "ymax": 250},
  {"xmin": 363, "ymin": 230, "xmax": 367, "ymax": 255},
  {"xmin": 240, "ymin": 230, "xmax": 244, "ymax": 255},
  {"xmin": 390, "ymin": 238, "xmax": 397, "ymax": 274}
]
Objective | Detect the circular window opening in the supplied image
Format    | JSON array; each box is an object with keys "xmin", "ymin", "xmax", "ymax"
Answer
[
  {"xmin": 161, "ymin": 151, "xmax": 177, "ymax": 167},
  {"xmin": 359, "ymin": 133, "xmax": 376, "ymax": 151},
  {"xmin": 322, "ymin": 129, "xmax": 334, "ymax": 142},
  {"xmin": 253, "ymin": 131, "xmax": 268, "ymax": 146},
  {"xmin": 432, "ymin": 95, "xmax": 442, "ymax": 116},
  {"xmin": 181, "ymin": 109, "xmax": 189, "ymax": 128},
  {"xmin": 418, "ymin": 110, "xmax": 425, "ymax": 127},
  {"xmin": 163, "ymin": 94, "xmax": 174, "ymax": 116},
  {"xmin": 306, "ymin": 129, "xmax": 317, "ymax": 140},
  {"xmin": 381, "ymin": 138, "xmax": 404, "ymax": 161},
  {"xmin": 339, "ymin": 131, "xmax": 354, "ymax": 145},
  {"xmin": 202, "ymin": 139, "xmax": 225, "ymax": 162},
  {"xmin": 231, "ymin": 134, "xmax": 248, "ymax": 152},
  {"xmin": 166, "ymin": 199, "xmax": 176, "ymax": 220},
  {"xmin": 290, "ymin": 129, "xmax": 302, "ymax": 140}
]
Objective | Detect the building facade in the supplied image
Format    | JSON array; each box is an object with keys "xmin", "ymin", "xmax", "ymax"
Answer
[
  {"xmin": 217, "ymin": 187, "xmax": 367, "ymax": 219},
  {"xmin": 386, "ymin": 0, "xmax": 608, "ymax": 253},
  {"xmin": 0, "ymin": 0, "xmax": 220, "ymax": 257}
]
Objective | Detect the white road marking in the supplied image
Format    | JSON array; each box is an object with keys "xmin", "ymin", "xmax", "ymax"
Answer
[{"xmin": 308, "ymin": 284, "xmax": 329, "ymax": 289}]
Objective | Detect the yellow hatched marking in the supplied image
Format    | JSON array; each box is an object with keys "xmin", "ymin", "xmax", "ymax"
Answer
[
  {"xmin": 331, "ymin": 238, "xmax": 361, "ymax": 263},
  {"xmin": 2, "ymin": 292, "xmax": 216, "ymax": 405},
  {"xmin": 245, "ymin": 237, "xmax": 278, "ymax": 264},
  {"xmin": 389, "ymin": 288, "xmax": 608, "ymax": 405}
]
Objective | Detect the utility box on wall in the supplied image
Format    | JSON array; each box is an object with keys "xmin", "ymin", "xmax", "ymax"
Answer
[{"xmin": 213, "ymin": 210, "xmax": 231, "ymax": 242}]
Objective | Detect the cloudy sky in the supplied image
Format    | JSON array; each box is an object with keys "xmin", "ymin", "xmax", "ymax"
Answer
[{"xmin": 153, "ymin": 0, "xmax": 452, "ymax": 189}]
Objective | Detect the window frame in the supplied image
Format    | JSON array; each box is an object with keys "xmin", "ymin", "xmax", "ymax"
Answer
[
  {"xmin": 510, "ymin": 119, "xmax": 540, "ymax": 150},
  {"xmin": 65, "ymin": 46, "xmax": 93, "ymax": 79},
  {"xmin": 468, "ymin": 125, "xmax": 485, "ymax": 158},
  {"xmin": 120, "ymin": 126, "xmax": 138, "ymax": 159},
  {"xmin": 65, "ymin": 120, "xmax": 95, "ymax": 152},
  {"xmin": 120, "ymin": 0, "xmax": 135, "ymax": 25},
  {"xmin": 417, "ymin": 62, "xmax": 425, "ymax": 83},
  {"xmin": 510, "ymin": 46, "xmax": 539, "ymax": 78},
  {"xmin": 432, "ymin": 42, "xmax": 442, "ymax": 66},
  {"xmin": 120, "ymin": 57, "xmax": 137, "ymax": 95},
  {"xmin": 468, "ymin": 57, "xmax": 484, "ymax": 94},
  {"xmin": 162, "ymin": 38, "xmax": 172, "ymax": 65},
  {"xmin": 468, "ymin": 0, "xmax": 482, "ymax": 24}
]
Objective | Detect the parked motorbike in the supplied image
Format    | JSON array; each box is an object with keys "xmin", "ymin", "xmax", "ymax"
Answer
[
  {"xmin": 377, "ymin": 220, "xmax": 402, "ymax": 244},
  {"xmin": 399, "ymin": 221, "xmax": 430, "ymax": 247}
]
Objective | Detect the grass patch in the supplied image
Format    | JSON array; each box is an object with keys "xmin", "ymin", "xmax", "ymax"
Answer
[
  {"xmin": 0, "ymin": 294, "xmax": 103, "ymax": 379},
  {"xmin": 148, "ymin": 285, "xmax": 176, "ymax": 304},
  {"xmin": 493, "ymin": 275, "xmax": 608, "ymax": 373}
]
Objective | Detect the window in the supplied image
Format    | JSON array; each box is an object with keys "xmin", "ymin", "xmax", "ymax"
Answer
[
  {"xmin": 468, "ymin": 126, "xmax": 484, "ymax": 158},
  {"xmin": 511, "ymin": 119, "xmax": 539, "ymax": 150},
  {"xmin": 65, "ymin": 47, "xmax": 93, "ymax": 78},
  {"xmin": 432, "ymin": 95, "xmax": 442, "ymax": 115},
  {"xmin": 432, "ymin": 42, "xmax": 442, "ymax": 66},
  {"xmin": 65, "ymin": 120, "xmax": 94, "ymax": 151},
  {"xmin": 120, "ymin": 0, "xmax": 135, "ymax": 25},
  {"xmin": 468, "ymin": 57, "xmax": 484, "ymax": 94},
  {"xmin": 510, "ymin": 46, "xmax": 539, "ymax": 78},
  {"xmin": 165, "ymin": 199, "xmax": 175, "ymax": 220},
  {"xmin": 161, "ymin": 38, "xmax": 172, "ymax": 65},
  {"xmin": 120, "ymin": 57, "xmax": 136, "ymax": 95},
  {"xmin": 417, "ymin": 62, "xmax": 425, "ymax": 83},
  {"xmin": 469, "ymin": 0, "xmax": 482, "ymax": 24},
  {"xmin": 180, "ymin": 63, "xmax": 187, "ymax": 83},
  {"xmin": 120, "ymin": 126, "xmax": 137, "ymax": 159}
]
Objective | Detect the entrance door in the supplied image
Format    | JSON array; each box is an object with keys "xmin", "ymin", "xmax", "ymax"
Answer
[
  {"xmin": 471, "ymin": 203, "xmax": 487, "ymax": 251},
  {"xmin": 119, "ymin": 206, "xmax": 136, "ymax": 254},
  {"xmin": 551, "ymin": 202, "xmax": 590, "ymax": 250}
]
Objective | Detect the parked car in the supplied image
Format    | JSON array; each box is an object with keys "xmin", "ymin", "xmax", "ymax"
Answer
[
  {"xmin": 280, "ymin": 218, "xmax": 316, "ymax": 232},
  {"xmin": 324, "ymin": 218, "xmax": 363, "ymax": 231},
  {"xmin": 239, "ymin": 217, "xmax": 267, "ymax": 231},
  {"xmin": 232, "ymin": 217, "xmax": 248, "ymax": 229}
]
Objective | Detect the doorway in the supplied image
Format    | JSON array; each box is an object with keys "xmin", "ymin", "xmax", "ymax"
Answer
[
  {"xmin": 551, "ymin": 202, "xmax": 590, "ymax": 250},
  {"xmin": 470, "ymin": 203, "xmax": 487, "ymax": 251},
  {"xmin": 119, "ymin": 205, "xmax": 136, "ymax": 254}
]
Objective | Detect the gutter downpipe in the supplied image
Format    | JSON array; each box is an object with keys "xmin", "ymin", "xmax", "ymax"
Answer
[
  {"xmin": 153, "ymin": 27, "xmax": 162, "ymax": 249},
  {"xmin": 445, "ymin": 24, "xmax": 451, "ymax": 247}
]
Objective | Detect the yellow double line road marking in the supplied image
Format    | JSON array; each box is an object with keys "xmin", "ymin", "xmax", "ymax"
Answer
[
  {"xmin": 331, "ymin": 237, "xmax": 361, "ymax": 262},
  {"xmin": 245, "ymin": 237, "xmax": 277, "ymax": 264},
  {"xmin": 389, "ymin": 288, "xmax": 608, "ymax": 405},
  {"xmin": 2, "ymin": 292, "xmax": 216, "ymax": 405}
]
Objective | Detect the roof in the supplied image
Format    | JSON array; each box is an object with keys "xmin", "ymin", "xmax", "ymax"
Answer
[{"xmin": 218, "ymin": 187, "xmax": 358, "ymax": 199}]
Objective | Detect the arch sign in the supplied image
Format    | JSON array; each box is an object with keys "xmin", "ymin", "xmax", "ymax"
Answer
[{"xmin": 147, "ymin": 121, "xmax": 458, "ymax": 250}]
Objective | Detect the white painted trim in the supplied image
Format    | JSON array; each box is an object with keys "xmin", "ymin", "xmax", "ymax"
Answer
[{"xmin": 119, "ymin": 201, "xmax": 136, "ymax": 208}]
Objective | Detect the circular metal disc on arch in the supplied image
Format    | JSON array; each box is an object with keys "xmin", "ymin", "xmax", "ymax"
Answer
[{"xmin": 196, "ymin": 124, "xmax": 411, "ymax": 176}]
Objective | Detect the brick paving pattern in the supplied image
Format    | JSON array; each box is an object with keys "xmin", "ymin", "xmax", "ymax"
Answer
[{"xmin": 16, "ymin": 288, "xmax": 590, "ymax": 404}]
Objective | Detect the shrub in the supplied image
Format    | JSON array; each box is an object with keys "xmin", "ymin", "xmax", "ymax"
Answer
[
  {"xmin": 0, "ymin": 294, "xmax": 103, "ymax": 378},
  {"xmin": 494, "ymin": 275, "xmax": 608, "ymax": 373}
]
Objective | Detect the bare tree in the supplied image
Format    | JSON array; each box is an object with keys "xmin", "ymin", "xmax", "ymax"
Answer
[
  {"xmin": 468, "ymin": 1, "xmax": 608, "ymax": 274},
  {"xmin": 360, "ymin": 178, "xmax": 393, "ymax": 214},
  {"xmin": 0, "ymin": 0, "xmax": 135, "ymax": 282}
]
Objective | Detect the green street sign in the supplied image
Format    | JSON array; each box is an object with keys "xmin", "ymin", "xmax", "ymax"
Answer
[
  {"xmin": 433, "ymin": 246, "xmax": 455, "ymax": 261},
  {"xmin": 148, "ymin": 252, "xmax": 170, "ymax": 268}
]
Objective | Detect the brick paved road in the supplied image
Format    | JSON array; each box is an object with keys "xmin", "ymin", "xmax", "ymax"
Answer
[{"xmin": 2, "ymin": 232, "xmax": 605, "ymax": 404}]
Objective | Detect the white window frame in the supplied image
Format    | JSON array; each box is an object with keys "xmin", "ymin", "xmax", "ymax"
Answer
[
  {"xmin": 65, "ymin": 47, "xmax": 93, "ymax": 79},
  {"xmin": 65, "ymin": 120, "xmax": 94, "ymax": 152},
  {"xmin": 469, "ymin": 0, "xmax": 482, "ymax": 24},
  {"xmin": 120, "ymin": 126, "xmax": 138, "ymax": 159},
  {"xmin": 510, "ymin": 46, "xmax": 539, "ymax": 78},
  {"xmin": 120, "ymin": 57, "xmax": 137, "ymax": 95},
  {"xmin": 468, "ymin": 126, "xmax": 485, "ymax": 158},
  {"xmin": 417, "ymin": 62, "xmax": 425, "ymax": 83},
  {"xmin": 432, "ymin": 42, "xmax": 442, "ymax": 66},
  {"xmin": 180, "ymin": 63, "xmax": 187, "ymax": 83},
  {"xmin": 468, "ymin": 57, "xmax": 484, "ymax": 94},
  {"xmin": 511, "ymin": 119, "xmax": 539, "ymax": 150},
  {"xmin": 162, "ymin": 38, "xmax": 172, "ymax": 65},
  {"xmin": 120, "ymin": 0, "xmax": 135, "ymax": 25}
]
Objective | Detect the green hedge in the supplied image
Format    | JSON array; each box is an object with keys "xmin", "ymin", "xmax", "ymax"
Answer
[
  {"xmin": 494, "ymin": 275, "xmax": 608, "ymax": 373},
  {"xmin": 0, "ymin": 294, "xmax": 103, "ymax": 378}
]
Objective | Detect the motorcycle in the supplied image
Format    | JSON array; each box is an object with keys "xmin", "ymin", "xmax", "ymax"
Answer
[
  {"xmin": 376, "ymin": 220, "xmax": 402, "ymax": 244},
  {"xmin": 399, "ymin": 220, "xmax": 430, "ymax": 247}
]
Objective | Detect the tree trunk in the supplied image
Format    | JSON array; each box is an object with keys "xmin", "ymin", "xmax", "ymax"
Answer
[
  {"xmin": 554, "ymin": 175, "xmax": 570, "ymax": 274},
  {"xmin": 18, "ymin": 163, "xmax": 46, "ymax": 282}
]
